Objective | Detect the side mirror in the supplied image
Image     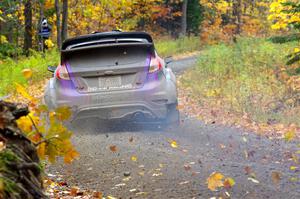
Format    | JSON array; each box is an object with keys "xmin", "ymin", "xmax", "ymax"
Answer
[
  {"xmin": 165, "ymin": 56, "xmax": 173, "ymax": 67},
  {"xmin": 47, "ymin": 65, "xmax": 56, "ymax": 73}
]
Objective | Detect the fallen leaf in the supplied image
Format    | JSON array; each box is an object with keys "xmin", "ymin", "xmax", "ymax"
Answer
[
  {"xmin": 123, "ymin": 177, "xmax": 131, "ymax": 182},
  {"xmin": 289, "ymin": 177, "xmax": 299, "ymax": 182},
  {"xmin": 135, "ymin": 192, "xmax": 148, "ymax": 196},
  {"xmin": 70, "ymin": 187, "xmax": 79, "ymax": 196},
  {"xmin": 223, "ymin": 177, "xmax": 235, "ymax": 189},
  {"xmin": 244, "ymin": 166, "xmax": 251, "ymax": 175},
  {"xmin": 225, "ymin": 191, "xmax": 231, "ymax": 197},
  {"xmin": 207, "ymin": 172, "xmax": 224, "ymax": 191},
  {"xmin": 109, "ymin": 145, "xmax": 117, "ymax": 152},
  {"xmin": 184, "ymin": 164, "xmax": 191, "ymax": 171},
  {"xmin": 290, "ymin": 166, "xmax": 298, "ymax": 171},
  {"xmin": 129, "ymin": 137, "xmax": 133, "ymax": 142},
  {"xmin": 131, "ymin": 155, "xmax": 137, "ymax": 162},
  {"xmin": 179, "ymin": 181, "xmax": 190, "ymax": 185},
  {"xmin": 284, "ymin": 131, "xmax": 295, "ymax": 142},
  {"xmin": 248, "ymin": 177, "xmax": 260, "ymax": 184},
  {"xmin": 92, "ymin": 191, "xmax": 103, "ymax": 198},
  {"xmin": 138, "ymin": 171, "xmax": 145, "ymax": 176},
  {"xmin": 107, "ymin": 196, "xmax": 117, "ymax": 199},
  {"xmin": 244, "ymin": 150, "xmax": 248, "ymax": 159},
  {"xmin": 271, "ymin": 171, "xmax": 282, "ymax": 185},
  {"xmin": 169, "ymin": 139, "xmax": 178, "ymax": 148},
  {"xmin": 22, "ymin": 68, "xmax": 33, "ymax": 79},
  {"xmin": 152, "ymin": 173, "xmax": 163, "ymax": 177},
  {"xmin": 114, "ymin": 183, "xmax": 126, "ymax": 187}
]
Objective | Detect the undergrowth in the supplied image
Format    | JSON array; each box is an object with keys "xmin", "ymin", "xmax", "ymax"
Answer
[
  {"xmin": 0, "ymin": 49, "xmax": 59, "ymax": 96},
  {"xmin": 182, "ymin": 37, "xmax": 300, "ymax": 126},
  {"xmin": 155, "ymin": 36, "xmax": 201, "ymax": 57}
]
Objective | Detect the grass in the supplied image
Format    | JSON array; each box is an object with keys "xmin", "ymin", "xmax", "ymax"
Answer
[
  {"xmin": 155, "ymin": 36, "xmax": 201, "ymax": 57},
  {"xmin": 182, "ymin": 37, "xmax": 300, "ymax": 126},
  {"xmin": 0, "ymin": 37, "xmax": 201, "ymax": 96},
  {"xmin": 0, "ymin": 49, "xmax": 59, "ymax": 96}
]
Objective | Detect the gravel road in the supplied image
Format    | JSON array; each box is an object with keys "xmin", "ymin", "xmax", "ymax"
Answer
[{"xmin": 47, "ymin": 57, "xmax": 300, "ymax": 199}]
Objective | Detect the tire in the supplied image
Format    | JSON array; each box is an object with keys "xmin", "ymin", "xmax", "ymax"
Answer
[{"xmin": 165, "ymin": 102, "xmax": 180, "ymax": 127}]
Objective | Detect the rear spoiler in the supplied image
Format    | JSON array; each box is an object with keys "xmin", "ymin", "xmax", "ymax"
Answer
[
  {"xmin": 61, "ymin": 31, "xmax": 153, "ymax": 50},
  {"xmin": 61, "ymin": 41, "xmax": 154, "ymax": 58}
]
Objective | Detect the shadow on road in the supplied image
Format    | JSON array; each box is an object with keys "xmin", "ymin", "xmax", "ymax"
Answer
[{"xmin": 67, "ymin": 118, "xmax": 172, "ymax": 135}]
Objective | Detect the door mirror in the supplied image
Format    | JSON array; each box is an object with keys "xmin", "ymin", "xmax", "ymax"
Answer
[
  {"xmin": 47, "ymin": 65, "xmax": 56, "ymax": 73},
  {"xmin": 165, "ymin": 56, "xmax": 173, "ymax": 67}
]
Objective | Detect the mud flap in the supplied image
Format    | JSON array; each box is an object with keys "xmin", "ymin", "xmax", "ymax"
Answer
[{"xmin": 165, "ymin": 102, "xmax": 180, "ymax": 127}]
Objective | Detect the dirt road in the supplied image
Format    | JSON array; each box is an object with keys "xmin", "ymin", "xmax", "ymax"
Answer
[{"xmin": 47, "ymin": 57, "xmax": 300, "ymax": 199}]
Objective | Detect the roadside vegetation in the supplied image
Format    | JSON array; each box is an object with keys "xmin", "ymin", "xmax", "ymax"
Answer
[{"xmin": 181, "ymin": 37, "xmax": 300, "ymax": 130}]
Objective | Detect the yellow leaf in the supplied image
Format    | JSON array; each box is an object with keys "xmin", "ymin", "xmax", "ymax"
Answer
[
  {"xmin": 17, "ymin": 116, "xmax": 33, "ymax": 133},
  {"xmin": 107, "ymin": 196, "xmax": 117, "ymax": 199},
  {"xmin": 223, "ymin": 177, "xmax": 235, "ymax": 189},
  {"xmin": 55, "ymin": 106, "xmax": 72, "ymax": 121},
  {"xmin": 64, "ymin": 149, "xmax": 80, "ymax": 164},
  {"xmin": 14, "ymin": 82, "xmax": 36, "ymax": 103},
  {"xmin": 22, "ymin": 69, "xmax": 33, "ymax": 79},
  {"xmin": 290, "ymin": 166, "xmax": 297, "ymax": 171},
  {"xmin": 169, "ymin": 139, "xmax": 178, "ymax": 148},
  {"xmin": 284, "ymin": 131, "xmax": 295, "ymax": 142},
  {"xmin": 131, "ymin": 155, "xmax": 137, "ymax": 162},
  {"xmin": 37, "ymin": 142, "xmax": 46, "ymax": 160},
  {"xmin": 45, "ymin": 39, "xmax": 55, "ymax": 48},
  {"xmin": 207, "ymin": 172, "xmax": 224, "ymax": 191}
]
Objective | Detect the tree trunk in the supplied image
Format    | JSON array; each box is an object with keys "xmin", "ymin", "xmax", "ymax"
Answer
[
  {"xmin": 24, "ymin": 0, "xmax": 33, "ymax": 56},
  {"xmin": 233, "ymin": 0, "xmax": 242, "ymax": 36},
  {"xmin": 181, "ymin": 0, "xmax": 188, "ymax": 37},
  {"xmin": 38, "ymin": 1, "xmax": 44, "ymax": 52},
  {"xmin": 55, "ymin": 0, "xmax": 61, "ymax": 48},
  {"xmin": 61, "ymin": 0, "xmax": 68, "ymax": 42},
  {"xmin": 0, "ymin": 101, "xmax": 46, "ymax": 199}
]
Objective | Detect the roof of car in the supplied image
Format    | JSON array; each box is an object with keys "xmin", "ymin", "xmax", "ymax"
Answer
[{"xmin": 61, "ymin": 31, "xmax": 153, "ymax": 50}]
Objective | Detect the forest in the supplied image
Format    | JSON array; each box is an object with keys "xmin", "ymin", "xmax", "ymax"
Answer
[{"xmin": 1, "ymin": 0, "xmax": 300, "ymax": 198}]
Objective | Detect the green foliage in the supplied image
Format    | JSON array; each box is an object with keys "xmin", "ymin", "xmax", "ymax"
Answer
[
  {"xmin": 155, "ymin": 36, "xmax": 201, "ymax": 57},
  {"xmin": 269, "ymin": 33, "xmax": 300, "ymax": 44},
  {"xmin": 0, "ymin": 49, "xmax": 59, "ymax": 96},
  {"xmin": 0, "ymin": 149, "xmax": 18, "ymax": 167},
  {"xmin": 182, "ymin": 37, "xmax": 300, "ymax": 125},
  {"xmin": 187, "ymin": 0, "xmax": 204, "ymax": 35},
  {"xmin": 0, "ymin": 43, "xmax": 22, "ymax": 58}
]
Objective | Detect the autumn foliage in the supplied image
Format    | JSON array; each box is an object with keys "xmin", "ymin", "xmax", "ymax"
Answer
[{"xmin": 9, "ymin": 71, "xmax": 79, "ymax": 164}]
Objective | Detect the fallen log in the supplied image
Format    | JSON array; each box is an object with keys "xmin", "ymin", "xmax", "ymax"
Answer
[{"xmin": 0, "ymin": 101, "xmax": 46, "ymax": 199}]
